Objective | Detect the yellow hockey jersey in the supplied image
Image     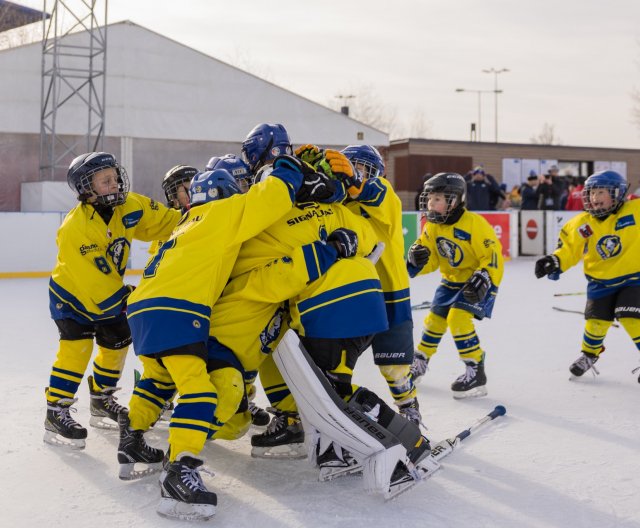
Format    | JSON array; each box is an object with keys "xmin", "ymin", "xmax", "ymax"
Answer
[
  {"xmin": 49, "ymin": 192, "xmax": 180, "ymax": 324},
  {"xmin": 553, "ymin": 198, "xmax": 640, "ymax": 299},
  {"xmin": 345, "ymin": 177, "xmax": 411, "ymax": 326},
  {"xmin": 127, "ymin": 176, "xmax": 295, "ymax": 357},
  {"xmin": 411, "ymin": 210, "xmax": 504, "ymax": 287},
  {"xmin": 231, "ymin": 202, "xmax": 388, "ymax": 339}
]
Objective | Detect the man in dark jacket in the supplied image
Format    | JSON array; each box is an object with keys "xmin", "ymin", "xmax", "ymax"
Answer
[
  {"xmin": 520, "ymin": 172, "xmax": 539, "ymax": 210},
  {"xmin": 466, "ymin": 167, "xmax": 502, "ymax": 211}
]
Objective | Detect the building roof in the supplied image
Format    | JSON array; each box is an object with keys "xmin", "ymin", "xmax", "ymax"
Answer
[
  {"xmin": 0, "ymin": 20, "xmax": 388, "ymax": 146},
  {"xmin": 0, "ymin": 1, "xmax": 45, "ymax": 32}
]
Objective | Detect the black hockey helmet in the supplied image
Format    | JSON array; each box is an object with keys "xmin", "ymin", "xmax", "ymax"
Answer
[
  {"xmin": 162, "ymin": 165, "xmax": 198, "ymax": 208},
  {"xmin": 419, "ymin": 172, "xmax": 466, "ymax": 224},
  {"xmin": 67, "ymin": 152, "xmax": 130, "ymax": 206}
]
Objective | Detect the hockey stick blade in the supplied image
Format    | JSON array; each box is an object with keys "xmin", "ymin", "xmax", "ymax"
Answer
[
  {"xmin": 553, "ymin": 292, "xmax": 585, "ymax": 297},
  {"xmin": 411, "ymin": 300, "xmax": 432, "ymax": 311},
  {"xmin": 552, "ymin": 306, "xmax": 620, "ymax": 328}
]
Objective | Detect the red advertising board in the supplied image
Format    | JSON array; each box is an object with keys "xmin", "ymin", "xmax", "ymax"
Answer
[{"xmin": 479, "ymin": 212, "xmax": 510, "ymax": 258}]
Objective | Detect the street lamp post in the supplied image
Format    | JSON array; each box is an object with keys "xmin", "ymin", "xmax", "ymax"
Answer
[
  {"xmin": 455, "ymin": 88, "xmax": 501, "ymax": 142},
  {"xmin": 482, "ymin": 67, "xmax": 509, "ymax": 142},
  {"xmin": 335, "ymin": 94, "xmax": 356, "ymax": 116}
]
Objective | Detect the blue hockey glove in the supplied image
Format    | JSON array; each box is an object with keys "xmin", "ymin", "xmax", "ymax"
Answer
[
  {"xmin": 407, "ymin": 242, "xmax": 430, "ymax": 268},
  {"xmin": 535, "ymin": 255, "xmax": 560, "ymax": 279},
  {"xmin": 327, "ymin": 228, "xmax": 358, "ymax": 258},
  {"xmin": 462, "ymin": 269, "xmax": 492, "ymax": 304}
]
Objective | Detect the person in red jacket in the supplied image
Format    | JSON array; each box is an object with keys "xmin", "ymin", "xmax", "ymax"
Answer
[{"xmin": 565, "ymin": 177, "xmax": 585, "ymax": 211}]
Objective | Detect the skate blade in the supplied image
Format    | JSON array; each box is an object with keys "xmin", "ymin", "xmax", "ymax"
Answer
[
  {"xmin": 384, "ymin": 457, "xmax": 440, "ymax": 501},
  {"xmin": 157, "ymin": 497, "xmax": 216, "ymax": 521},
  {"xmin": 89, "ymin": 415, "xmax": 118, "ymax": 430},
  {"xmin": 43, "ymin": 430, "xmax": 86, "ymax": 450},
  {"xmin": 452, "ymin": 385, "xmax": 488, "ymax": 400},
  {"xmin": 251, "ymin": 443, "xmax": 307, "ymax": 460},
  {"xmin": 119, "ymin": 461, "xmax": 164, "ymax": 481},
  {"xmin": 319, "ymin": 463, "xmax": 363, "ymax": 482}
]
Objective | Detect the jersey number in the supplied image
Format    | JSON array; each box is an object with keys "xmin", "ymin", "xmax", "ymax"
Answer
[{"xmin": 143, "ymin": 239, "xmax": 177, "ymax": 278}]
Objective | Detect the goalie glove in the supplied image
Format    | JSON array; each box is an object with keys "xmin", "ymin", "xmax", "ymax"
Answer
[
  {"xmin": 407, "ymin": 242, "xmax": 430, "ymax": 268},
  {"xmin": 324, "ymin": 150, "xmax": 363, "ymax": 198},
  {"xmin": 462, "ymin": 269, "xmax": 492, "ymax": 304},
  {"xmin": 534, "ymin": 254, "xmax": 561, "ymax": 279},
  {"xmin": 326, "ymin": 228, "xmax": 358, "ymax": 258}
]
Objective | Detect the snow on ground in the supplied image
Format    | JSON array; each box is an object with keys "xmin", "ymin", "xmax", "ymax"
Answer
[{"xmin": 1, "ymin": 258, "xmax": 639, "ymax": 528}]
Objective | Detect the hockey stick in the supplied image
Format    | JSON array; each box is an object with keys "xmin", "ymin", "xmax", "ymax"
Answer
[
  {"xmin": 553, "ymin": 292, "xmax": 585, "ymax": 297},
  {"xmin": 411, "ymin": 300, "xmax": 432, "ymax": 311},
  {"xmin": 367, "ymin": 242, "xmax": 385, "ymax": 264},
  {"xmin": 552, "ymin": 306, "xmax": 620, "ymax": 328},
  {"xmin": 429, "ymin": 405, "xmax": 507, "ymax": 461}
]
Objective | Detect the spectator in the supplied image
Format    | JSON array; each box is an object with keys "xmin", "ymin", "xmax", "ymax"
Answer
[
  {"xmin": 565, "ymin": 176, "xmax": 585, "ymax": 210},
  {"xmin": 466, "ymin": 166, "xmax": 501, "ymax": 211},
  {"xmin": 537, "ymin": 168, "xmax": 560, "ymax": 210},
  {"xmin": 520, "ymin": 173, "xmax": 540, "ymax": 210},
  {"xmin": 508, "ymin": 184, "xmax": 522, "ymax": 209}
]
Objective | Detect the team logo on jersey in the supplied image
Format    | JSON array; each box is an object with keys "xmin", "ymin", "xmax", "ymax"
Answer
[
  {"xmin": 259, "ymin": 306, "xmax": 285, "ymax": 354},
  {"xmin": 453, "ymin": 228, "xmax": 471, "ymax": 241},
  {"xmin": 122, "ymin": 210, "xmax": 143, "ymax": 228},
  {"xmin": 107, "ymin": 237, "xmax": 130, "ymax": 276},
  {"xmin": 595, "ymin": 235, "xmax": 622, "ymax": 260},
  {"xmin": 615, "ymin": 215, "xmax": 635, "ymax": 230},
  {"xmin": 578, "ymin": 223, "xmax": 593, "ymax": 238},
  {"xmin": 435, "ymin": 237, "xmax": 464, "ymax": 267}
]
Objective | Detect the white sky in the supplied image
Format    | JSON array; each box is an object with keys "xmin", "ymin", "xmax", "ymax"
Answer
[{"xmin": 15, "ymin": 0, "xmax": 640, "ymax": 148}]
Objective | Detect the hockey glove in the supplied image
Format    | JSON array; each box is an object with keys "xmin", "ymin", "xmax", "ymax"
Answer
[
  {"xmin": 296, "ymin": 171, "xmax": 337, "ymax": 203},
  {"xmin": 534, "ymin": 254, "xmax": 560, "ymax": 279},
  {"xmin": 324, "ymin": 150, "xmax": 364, "ymax": 198},
  {"xmin": 407, "ymin": 242, "xmax": 430, "ymax": 268},
  {"xmin": 462, "ymin": 269, "xmax": 492, "ymax": 304},
  {"xmin": 294, "ymin": 144, "xmax": 324, "ymax": 166},
  {"xmin": 327, "ymin": 228, "xmax": 358, "ymax": 258}
]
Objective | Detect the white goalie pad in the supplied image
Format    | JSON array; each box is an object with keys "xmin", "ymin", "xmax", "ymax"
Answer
[{"xmin": 273, "ymin": 329, "xmax": 408, "ymax": 495}]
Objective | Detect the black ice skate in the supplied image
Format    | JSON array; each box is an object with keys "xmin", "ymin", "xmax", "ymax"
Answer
[
  {"xmin": 317, "ymin": 442, "xmax": 362, "ymax": 482},
  {"xmin": 451, "ymin": 358, "xmax": 487, "ymax": 399},
  {"xmin": 398, "ymin": 397, "xmax": 423, "ymax": 426},
  {"xmin": 248, "ymin": 401, "xmax": 271, "ymax": 428},
  {"xmin": 410, "ymin": 351, "xmax": 429, "ymax": 383},
  {"xmin": 157, "ymin": 453, "xmax": 217, "ymax": 521},
  {"xmin": 43, "ymin": 397, "xmax": 87, "ymax": 449},
  {"xmin": 88, "ymin": 375, "xmax": 127, "ymax": 429},
  {"xmin": 569, "ymin": 351, "xmax": 601, "ymax": 378},
  {"xmin": 117, "ymin": 413, "xmax": 165, "ymax": 480},
  {"xmin": 250, "ymin": 409, "xmax": 306, "ymax": 459}
]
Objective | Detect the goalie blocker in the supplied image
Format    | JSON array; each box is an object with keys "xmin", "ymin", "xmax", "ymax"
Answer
[{"xmin": 273, "ymin": 329, "xmax": 431, "ymax": 499}]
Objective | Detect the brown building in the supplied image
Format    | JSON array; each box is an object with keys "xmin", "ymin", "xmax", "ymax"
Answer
[{"xmin": 384, "ymin": 139, "xmax": 640, "ymax": 211}]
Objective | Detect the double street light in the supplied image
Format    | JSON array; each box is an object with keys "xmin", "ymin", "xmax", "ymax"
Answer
[
  {"xmin": 455, "ymin": 68, "xmax": 509, "ymax": 143},
  {"xmin": 482, "ymin": 67, "xmax": 509, "ymax": 142},
  {"xmin": 454, "ymin": 88, "xmax": 501, "ymax": 142}
]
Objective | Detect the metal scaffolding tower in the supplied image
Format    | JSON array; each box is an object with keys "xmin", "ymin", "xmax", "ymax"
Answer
[{"xmin": 39, "ymin": 0, "xmax": 107, "ymax": 180}]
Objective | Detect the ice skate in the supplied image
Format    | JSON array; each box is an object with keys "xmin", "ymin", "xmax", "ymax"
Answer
[
  {"xmin": 317, "ymin": 442, "xmax": 362, "ymax": 482},
  {"xmin": 385, "ymin": 435, "xmax": 436, "ymax": 500},
  {"xmin": 88, "ymin": 375, "xmax": 127, "ymax": 429},
  {"xmin": 157, "ymin": 453, "xmax": 217, "ymax": 521},
  {"xmin": 250, "ymin": 409, "xmax": 306, "ymax": 459},
  {"xmin": 43, "ymin": 397, "xmax": 87, "ymax": 449},
  {"xmin": 117, "ymin": 413, "xmax": 165, "ymax": 480},
  {"xmin": 410, "ymin": 351, "xmax": 429, "ymax": 383},
  {"xmin": 569, "ymin": 350, "xmax": 601, "ymax": 379},
  {"xmin": 398, "ymin": 397, "xmax": 423, "ymax": 427},
  {"xmin": 248, "ymin": 401, "xmax": 271, "ymax": 428},
  {"xmin": 451, "ymin": 358, "xmax": 487, "ymax": 399}
]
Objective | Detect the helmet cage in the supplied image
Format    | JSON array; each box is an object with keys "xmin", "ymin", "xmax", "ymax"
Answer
[
  {"xmin": 73, "ymin": 164, "xmax": 129, "ymax": 206},
  {"xmin": 341, "ymin": 145, "xmax": 385, "ymax": 180},
  {"xmin": 581, "ymin": 183, "xmax": 626, "ymax": 218},
  {"xmin": 419, "ymin": 189, "xmax": 462, "ymax": 224},
  {"xmin": 162, "ymin": 165, "xmax": 197, "ymax": 208}
]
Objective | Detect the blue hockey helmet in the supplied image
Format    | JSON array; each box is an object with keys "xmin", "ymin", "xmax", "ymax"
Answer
[
  {"xmin": 189, "ymin": 169, "xmax": 242, "ymax": 207},
  {"xmin": 582, "ymin": 170, "xmax": 628, "ymax": 218},
  {"xmin": 241, "ymin": 123, "xmax": 293, "ymax": 173},
  {"xmin": 420, "ymin": 172, "xmax": 467, "ymax": 224},
  {"xmin": 205, "ymin": 154, "xmax": 252, "ymax": 192},
  {"xmin": 341, "ymin": 145, "xmax": 385, "ymax": 180},
  {"xmin": 162, "ymin": 165, "xmax": 198, "ymax": 208},
  {"xmin": 67, "ymin": 152, "xmax": 130, "ymax": 206}
]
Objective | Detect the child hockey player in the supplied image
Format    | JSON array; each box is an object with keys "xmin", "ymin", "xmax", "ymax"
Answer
[
  {"xmin": 408, "ymin": 172, "xmax": 504, "ymax": 398},
  {"xmin": 535, "ymin": 170, "xmax": 640, "ymax": 380}
]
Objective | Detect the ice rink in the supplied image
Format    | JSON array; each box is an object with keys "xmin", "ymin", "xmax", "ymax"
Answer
[{"xmin": 1, "ymin": 258, "xmax": 639, "ymax": 527}]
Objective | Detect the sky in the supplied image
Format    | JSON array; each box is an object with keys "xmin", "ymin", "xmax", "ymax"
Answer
[
  {"xmin": 12, "ymin": 0, "xmax": 640, "ymax": 148},
  {"xmin": 3, "ymin": 260, "xmax": 640, "ymax": 527}
]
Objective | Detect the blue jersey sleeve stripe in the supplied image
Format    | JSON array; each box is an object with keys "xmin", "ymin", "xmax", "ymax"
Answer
[{"xmin": 297, "ymin": 279, "xmax": 382, "ymax": 315}]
